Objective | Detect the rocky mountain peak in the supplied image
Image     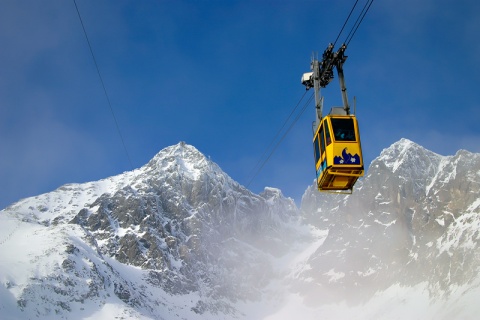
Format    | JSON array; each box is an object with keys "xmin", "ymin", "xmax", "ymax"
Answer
[
  {"xmin": 376, "ymin": 138, "xmax": 442, "ymax": 175},
  {"xmin": 2, "ymin": 139, "xmax": 480, "ymax": 319},
  {"xmin": 0, "ymin": 141, "xmax": 302, "ymax": 318},
  {"xmin": 299, "ymin": 138, "xmax": 480, "ymax": 305},
  {"xmin": 260, "ymin": 187, "xmax": 284, "ymax": 200},
  {"xmin": 143, "ymin": 141, "xmax": 212, "ymax": 180}
]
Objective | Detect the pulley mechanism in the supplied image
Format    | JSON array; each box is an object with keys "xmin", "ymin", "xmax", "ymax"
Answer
[{"xmin": 302, "ymin": 43, "xmax": 350, "ymax": 130}]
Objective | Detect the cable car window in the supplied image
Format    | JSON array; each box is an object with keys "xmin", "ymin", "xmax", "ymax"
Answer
[
  {"xmin": 319, "ymin": 126, "xmax": 325, "ymax": 156},
  {"xmin": 331, "ymin": 118, "xmax": 356, "ymax": 141},
  {"xmin": 325, "ymin": 121, "xmax": 332, "ymax": 146},
  {"xmin": 313, "ymin": 135, "xmax": 320, "ymax": 163}
]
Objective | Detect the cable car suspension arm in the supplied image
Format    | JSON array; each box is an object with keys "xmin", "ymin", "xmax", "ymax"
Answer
[{"xmin": 302, "ymin": 43, "xmax": 350, "ymax": 127}]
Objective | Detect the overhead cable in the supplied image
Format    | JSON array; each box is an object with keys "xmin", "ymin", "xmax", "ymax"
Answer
[
  {"xmin": 73, "ymin": 0, "xmax": 135, "ymax": 171},
  {"xmin": 333, "ymin": 0, "xmax": 360, "ymax": 47},
  {"xmin": 246, "ymin": 92, "xmax": 314, "ymax": 188},
  {"xmin": 247, "ymin": 90, "xmax": 308, "ymax": 182},
  {"xmin": 245, "ymin": 0, "xmax": 375, "ymax": 188},
  {"xmin": 345, "ymin": 0, "xmax": 375, "ymax": 46}
]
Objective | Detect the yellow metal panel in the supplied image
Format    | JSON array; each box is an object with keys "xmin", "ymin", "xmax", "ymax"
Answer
[{"xmin": 332, "ymin": 176, "xmax": 350, "ymax": 188}]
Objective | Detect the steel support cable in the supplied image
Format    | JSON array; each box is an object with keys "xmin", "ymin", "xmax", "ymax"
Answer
[
  {"xmin": 344, "ymin": 0, "xmax": 375, "ymax": 46},
  {"xmin": 247, "ymin": 90, "xmax": 308, "ymax": 181},
  {"xmin": 244, "ymin": 1, "xmax": 376, "ymax": 190},
  {"xmin": 333, "ymin": 0, "xmax": 360, "ymax": 47},
  {"xmin": 246, "ymin": 92, "xmax": 314, "ymax": 188},
  {"xmin": 73, "ymin": 0, "xmax": 135, "ymax": 171}
]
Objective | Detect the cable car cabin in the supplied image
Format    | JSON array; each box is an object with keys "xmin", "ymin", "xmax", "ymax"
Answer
[{"xmin": 313, "ymin": 108, "xmax": 364, "ymax": 192}]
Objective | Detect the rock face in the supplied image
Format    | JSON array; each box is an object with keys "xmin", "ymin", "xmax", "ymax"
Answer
[
  {"xmin": 1, "ymin": 138, "xmax": 480, "ymax": 319},
  {"xmin": 0, "ymin": 142, "xmax": 299, "ymax": 319},
  {"xmin": 69, "ymin": 143, "xmax": 298, "ymax": 301},
  {"xmin": 299, "ymin": 138, "xmax": 480, "ymax": 303}
]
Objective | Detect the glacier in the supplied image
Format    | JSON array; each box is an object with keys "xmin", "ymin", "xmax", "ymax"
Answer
[{"xmin": 1, "ymin": 139, "xmax": 480, "ymax": 319}]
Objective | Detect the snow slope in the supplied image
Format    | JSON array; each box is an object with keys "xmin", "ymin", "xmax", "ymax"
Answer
[{"xmin": 1, "ymin": 139, "xmax": 480, "ymax": 319}]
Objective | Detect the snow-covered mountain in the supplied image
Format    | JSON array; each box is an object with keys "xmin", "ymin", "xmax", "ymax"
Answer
[
  {"xmin": 299, "ymin": 138, "xmax": 480, "ymax": 314},
  {"xmin": 0, "ymin": 142, "xmax": 300, "ymax": 319},
  {"xmin": 1, "ymin": 139, "xmax": 480, "ymax": 319}
]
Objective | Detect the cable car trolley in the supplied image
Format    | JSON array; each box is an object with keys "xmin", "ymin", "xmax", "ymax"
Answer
[{"xmin": 301, "ymin": 43, "xmax": 364, "ymax": 193}]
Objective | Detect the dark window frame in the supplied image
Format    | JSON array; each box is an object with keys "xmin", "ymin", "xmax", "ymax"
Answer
[
  {"xmin": 325, "ymin": 120, "xmax": 332, "ymax": 146},
  {"xmin": 331, "ymin": 118, "xmax": 356, "ymax": 142},
  {"xmin": 313, "ymin": 134, "xmax": 320, "ymax": 164},
  {"xmin": 319, "ymin": 125, "xmax": 325, "ymax": 157}
]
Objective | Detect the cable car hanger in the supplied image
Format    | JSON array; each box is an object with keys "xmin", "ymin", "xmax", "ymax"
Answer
[{"xmin": 302, "ymin": 43, "xmax": 349, "ymax": 125}]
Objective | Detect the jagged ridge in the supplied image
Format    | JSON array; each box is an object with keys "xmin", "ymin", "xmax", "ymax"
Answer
[
  {"xmin": 299, "ymin": 138, "xmax": 480, "ymax": 303},
  {"xmin": 1, "ymin": 139, "xmax": 480, "ymax": 319},
  {"xmin": 0, "ymin": 142, "xmax": 299, "ymax": 319}
]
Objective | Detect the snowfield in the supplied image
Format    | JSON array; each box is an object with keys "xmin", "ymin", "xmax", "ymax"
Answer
[{"xmin": 1, "ymin": 140, "xmax": 480, "ymax": 319}]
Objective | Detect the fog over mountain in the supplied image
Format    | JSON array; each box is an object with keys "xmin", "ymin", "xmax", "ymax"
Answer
[
  {"xmin": 1, "ymin": 139, "xmax": 479, "ymax": 319},
  {"xmin": 300, "ymin": 139, "xmax": 480, "ymax": 308}
]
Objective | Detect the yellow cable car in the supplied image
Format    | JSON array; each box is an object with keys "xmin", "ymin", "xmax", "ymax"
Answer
[
  {"xmin": 313, "ymin": 108, "xmax": 363, "ymax": 192},
  {"xmin": 303, "ymin": 43, "xmax": 364, "ymax": 193}
]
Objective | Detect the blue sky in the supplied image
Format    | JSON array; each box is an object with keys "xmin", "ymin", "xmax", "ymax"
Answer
[{"xmin": 1, "ymin": 0, "xmax": 479, "ymax": 209}]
